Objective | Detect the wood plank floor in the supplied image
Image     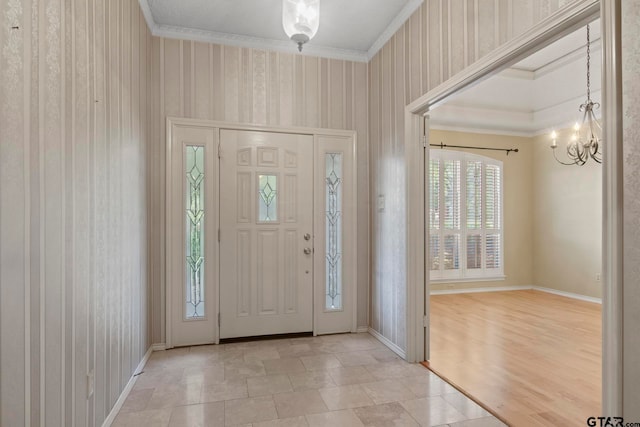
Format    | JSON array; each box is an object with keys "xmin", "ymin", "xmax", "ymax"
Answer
[{"xmin": 425, "ymin": 290, "xmax": 601, "ymax": 427}]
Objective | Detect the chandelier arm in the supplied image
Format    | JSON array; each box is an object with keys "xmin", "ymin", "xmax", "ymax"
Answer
[
  {"xmin": 552, "ymin": 148, "xmax": 578, "ymax": 166},
  {"xmin": 591, "ymin": 142, "xmax": 602, "ymax": 163}
]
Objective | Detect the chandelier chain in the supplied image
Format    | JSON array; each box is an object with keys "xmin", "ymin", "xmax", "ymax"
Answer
[{"xmin": 586, "ymin": 24, "xmax": 591, "ymax": 102}]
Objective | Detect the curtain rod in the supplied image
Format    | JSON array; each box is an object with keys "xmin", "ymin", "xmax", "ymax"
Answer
[{"xmin": 430, "ymin": 142, "xmax": 519, "ymax": 155}]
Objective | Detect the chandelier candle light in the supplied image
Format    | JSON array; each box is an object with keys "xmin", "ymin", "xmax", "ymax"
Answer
[
  {"xmin": 550, "ymin": 24, "xmax": 602, "ymax": 166},
  {"xmin": 282, "ymin": 0, "xmax": 319, "ymax": 52}
]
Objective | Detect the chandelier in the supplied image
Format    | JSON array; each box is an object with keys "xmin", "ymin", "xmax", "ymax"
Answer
[
  {"xmin": 550, "ymin": 24, "xmax": 602, "ymax": 166},
  {"xmin": 282, "ymin": 0, "xmax": 319, "ymax": 52}
]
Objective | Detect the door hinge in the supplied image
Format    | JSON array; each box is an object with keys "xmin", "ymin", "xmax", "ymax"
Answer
[
  {"xmin": 218, "ymin": 229, "xmax": 220, "ymax": 242},
  {"xmin": 218, "ymin": 312, "xmax": 220, "ymax": 327},
  {"xmin": 422, "ymin": 135, "xmax": 427, "ymax": 148},
  {"xmin": 423, "ymin": 315, "xmax": 428, "ymax": 328}
]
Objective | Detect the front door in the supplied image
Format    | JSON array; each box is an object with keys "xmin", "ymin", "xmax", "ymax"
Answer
[{"xmin": 219, "ymin": 130, "xmax": 314, "ymax": 339}]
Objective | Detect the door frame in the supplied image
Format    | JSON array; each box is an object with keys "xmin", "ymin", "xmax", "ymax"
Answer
[
  {"xmin": 404, "ymin": 0, "xmax": 622, "ymax": 415},
  {"xmin": 165, "ymin": 117, "xmax": 358, "ymax": 348}
]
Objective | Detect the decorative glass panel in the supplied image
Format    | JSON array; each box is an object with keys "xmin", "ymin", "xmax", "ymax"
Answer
[
  {"xmin": 429, "ymin": 159, "xmax": 440, "ymax": 230},
  {"xmin": 466, "ymin": 161, "xmax": 482, "ymax": 229},
  {"xmin": 258, "ymin": 175, "xmax": 278, "ymax": 222},
  {"xmin": 467, "ymin": 235, "xmax": 482, "ymax": 270},
  {"xmin": 443, "ymin": 234, "xmax": 460, "ymax": 270},
  {"xmin": 443, "ymin": 160, "xmax": 461, "ymax": 230},
  {"xmin": 185, "ymin": 146, "xmax": 205, "ymax": 319},
  {"xmin": 325, "ymin": 153, "xmax": 343, "ymax": 310},
  {"xmin": 486, "ymin": 234, "xmax": 501, "ymax": 269},
  {"xmin": 429, "ymin": 235, "xmax": 440, "ymax": 271}
]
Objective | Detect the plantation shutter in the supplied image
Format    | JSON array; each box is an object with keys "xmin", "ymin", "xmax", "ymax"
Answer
[
  {"xmin": 484, "ymin": 164, "xmax": 502, "ymax": 271},
  {"xmin": 428, "ymin": 149, "xmax": 504, "ymax": 282}
]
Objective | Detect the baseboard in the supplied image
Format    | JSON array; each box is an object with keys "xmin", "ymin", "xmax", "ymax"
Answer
[
  {"xmin": 102, "ymin": 346, "xmax": 154, "ymax": 427},
  {"xmin": 151, "ymin": 343, "xmax": 167, "ymax": 351},
  {"xmin": 367, "ymin": 327, "xmax": 406, "ymax": 360},
  {"xmin": 356, "ymin": 326, "xmax": 369, "ymax": 333},
  {"xmin": 428, "ymin": 284, "xmax": 602, "ymax": 304},
  {"xmin": 533, "ymin": 286, "xmax": 602, "ymax": 304},
  {"xmin": 430, "ymin": 285, "xmax": 533, "ymax": 295}
]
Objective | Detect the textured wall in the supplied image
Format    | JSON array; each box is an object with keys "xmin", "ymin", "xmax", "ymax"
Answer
[
  {"xmin": 622, "ymin": 0, "xmax": 640, "ymax": 419},
  {"xmin": 149, "ymin": 39, "xmax": 370, "ymax": 343},
  {"xmin": 428, "ymin": 130, "xmax": 534, "ymax": 293},
  {"xmin": 532, "ymin": 127, "xmax": 602, "ymax": 298},
  {"xmin": 368, "ymin": 0, "xmax": 570, "ymax": 351},
  {"xmin": 0, "ymin": 0, "xmax": 152, "ymax": 426}
]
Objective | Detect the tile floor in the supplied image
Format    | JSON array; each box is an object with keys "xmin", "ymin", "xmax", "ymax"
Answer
[{"xmin": 114, "ymin": 333, "xmax": 505, "ymax": 427}]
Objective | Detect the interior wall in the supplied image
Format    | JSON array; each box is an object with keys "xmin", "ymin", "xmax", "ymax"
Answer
[
  {"xmin": 532, "ymin": 126, "xmax": 602, "ymax": 298},
  {"xmin": 0, "ymin": 1, "xmax": 152, "ymax": 426},
  {"xmin": 368, "ymin": 0, "xmax": 569, "ymax": 352},
  {"xmin": 428, "ymin": 130, "xmax": 534, "ymax": 293},
  {"xmin": 622, "ymin": 0, "xmax": 640, "ymax": 418},
  {"xmin": 148, "ymin": 40, "xmax": 370, "ymax": 343}
]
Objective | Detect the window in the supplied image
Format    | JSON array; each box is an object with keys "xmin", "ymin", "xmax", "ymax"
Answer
[{"xmin": 429, "ymin": 150, "xmax": 504, "ymax": 282}]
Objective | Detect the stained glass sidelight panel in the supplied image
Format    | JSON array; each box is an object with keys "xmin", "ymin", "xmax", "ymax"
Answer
[
  {"xmin": 325, "ymin": 153, "xmax": 343, "ymax": 310},
  {"xmin": 185, "ymin": 146, "xmax": 205, "ymax": 319},
  {"xmin": 258, "ymin": 175, "xmax": 278, "ymax": 222}
]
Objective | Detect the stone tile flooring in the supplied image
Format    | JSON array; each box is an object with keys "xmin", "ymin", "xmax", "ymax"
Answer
[{"xmin": 114, "ymin": 333, "xmax": 505, "ymax": 427}]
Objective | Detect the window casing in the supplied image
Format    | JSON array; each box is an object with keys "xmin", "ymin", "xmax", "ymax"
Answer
[{"xmin": 428, "ymin": 150, "xmax": 504, "ymax": 282}]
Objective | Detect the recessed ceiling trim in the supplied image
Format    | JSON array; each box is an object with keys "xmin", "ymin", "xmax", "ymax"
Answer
[
  {"xmin": 154, "ymin": 23, "xmax": 369, "ymax": 62},
  {"xmin": 366, "ymin": 0, "xmax": 424, "ymax": 60},
  {"xmin": 499, "ymin": 68, "xmax": 535, "ymax": 80},
  {"xmin": 532, "ymin": 38, "xmax": 601, "ymax": 78}
]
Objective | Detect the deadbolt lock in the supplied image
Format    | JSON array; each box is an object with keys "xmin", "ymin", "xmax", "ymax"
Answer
[
  {"xmin": 303, "ymin": 247, "xmax": 312, "ymax": 255},
  {"xmin": 304, "ymin": 233, "xmax": 311, "ymax": 241}
]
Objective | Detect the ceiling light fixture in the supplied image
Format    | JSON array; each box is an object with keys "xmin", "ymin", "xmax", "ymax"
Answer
[
  {"xmin": 282, "ymin": 0, "xmax": 319, "ymax": 52},
  {"xmin": 550, "ymin": 24, "xmax": 602, "ymax": 166}
]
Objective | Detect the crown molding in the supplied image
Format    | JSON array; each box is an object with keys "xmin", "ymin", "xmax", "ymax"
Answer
[
  {"xmin": 429, "ymin": 123, "xmax": 535, "ymax": 138},
  {"xmin": 366, "ymin": 0, "xmax": 424, "ymax": 60},
  {"xmin": 153, "ymin": 24, "xmax": 369, "ymax": 62},
  {"xmin": 138, "ymin": 0, "xmax": 158, "ymax": 33},
  {"xmin": 138, "ymin": 0, "xmax": 423, "ymax": 63}
]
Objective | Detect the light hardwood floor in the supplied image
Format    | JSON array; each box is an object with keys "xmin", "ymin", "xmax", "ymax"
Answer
[{"xmin": 425, "ymin": 290, "xmax": 601, "ymax": 427}]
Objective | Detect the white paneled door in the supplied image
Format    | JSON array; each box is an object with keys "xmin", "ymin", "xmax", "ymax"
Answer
[{"xmin": 219, "ymin": 130, "xmax": 314, "ymax": 339}]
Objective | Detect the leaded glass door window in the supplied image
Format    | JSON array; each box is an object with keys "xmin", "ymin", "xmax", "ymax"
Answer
[{"xmin": 168, "ymin": 124, "xmax": 217, "ymax": 348}]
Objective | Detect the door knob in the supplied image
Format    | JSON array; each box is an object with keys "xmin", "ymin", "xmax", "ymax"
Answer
[
  {"xmin": 304, "ymin": 233, "xmax": 311, "ymax": 241},
  {"xmin": 303, "ymin": 247, "xmax": 312, "ymax": 255}
]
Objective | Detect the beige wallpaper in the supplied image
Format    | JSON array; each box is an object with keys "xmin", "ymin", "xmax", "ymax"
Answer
[
  {"xmin": 532, "ymin": 127, "xmax": 602, "ymax": 298},
  {"xmin": 148, "ymin": 39, "xmax": 371, "ymax": 343},
  {"xmin": 368, "ymin": 0, "xmax": 570, "ymax": 351},
  {"xmin": 0, "ymin": 0, "xmax": 152, "ymax": 426},
  {"xmin": 622, "ymin": 0, "xmax": 640, "ymax": 418},
  {"xmin": 428, "ymin": 130, "xmax": 534, "ymax": 293}
]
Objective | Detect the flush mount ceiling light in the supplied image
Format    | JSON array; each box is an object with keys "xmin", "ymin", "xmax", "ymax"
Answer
[
  {"xmin": 550, "ymin": 24, "xmax": 602, "ymax": 166},
  {"xmin": 282, "ymin": 0, "xmax": 319, "ymax": 52}
]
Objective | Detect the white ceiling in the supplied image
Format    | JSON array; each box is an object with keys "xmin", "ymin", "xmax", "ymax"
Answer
[
  {"xmin": 430, "ymin": 20, "xmax": 602, "ymax": 136},
  {"xmin": 141, "ymin": 0, "xmax": 423, "ymax": 61}
]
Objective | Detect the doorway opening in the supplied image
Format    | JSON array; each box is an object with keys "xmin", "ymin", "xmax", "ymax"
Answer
[{"xmin": 404, "ymin": 0, "xmax": 623, "ymax": 422}]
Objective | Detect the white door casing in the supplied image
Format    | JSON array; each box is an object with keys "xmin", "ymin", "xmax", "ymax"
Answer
[
  {"xmin": 166, "ymin": 118, "xmax": 357, "ymax": 348},
  {"xmin": 219, "ymin": 129, "xmax": 314, "ymax": 339},
  {"xmin": 167, "ymin": 124, "xmax": 219, "ymax": 347}
]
